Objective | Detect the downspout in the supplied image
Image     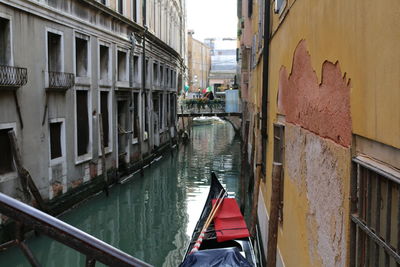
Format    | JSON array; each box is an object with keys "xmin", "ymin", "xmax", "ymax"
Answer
[
  {"xmin": 250, "ymin": 0, "xmax": 271, "ymax": 260},
  {"xmin": 261, "ymin": 0, "xmax": 271, "ymax": 170}
]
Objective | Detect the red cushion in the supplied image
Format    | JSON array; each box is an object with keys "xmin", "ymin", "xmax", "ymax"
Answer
[{"xmin": 212, "ymin": 198, "xmax": 250, "ymax": 242}]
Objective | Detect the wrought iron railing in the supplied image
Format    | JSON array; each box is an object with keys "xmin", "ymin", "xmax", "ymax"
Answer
[
  {"xmin": 47, "ymin": 71, "xmax": 75, "ymax": 90},
  {"xmin": 0, "ymin": 65, "xmax": 28, "ymax": 88}
]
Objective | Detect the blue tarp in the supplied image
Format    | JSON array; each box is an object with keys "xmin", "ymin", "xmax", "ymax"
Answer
[{"xmin": 180, "ymin": 248, "xmax": 252, "ymax": 267}]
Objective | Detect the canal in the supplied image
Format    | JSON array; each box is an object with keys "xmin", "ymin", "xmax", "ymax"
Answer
[{"xmin": 0, "ymin": 120, "xmax": 245, "ymax": 267}]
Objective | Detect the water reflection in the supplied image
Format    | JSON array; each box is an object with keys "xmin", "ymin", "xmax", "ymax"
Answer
[{"xmin": 0, "ymin": 122, "xmax": 241, "ymax": 267}]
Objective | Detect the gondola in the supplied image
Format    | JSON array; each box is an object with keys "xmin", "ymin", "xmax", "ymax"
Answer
[{"xmin": 180, "ymin": 172, "xmax": 256, "ymax": 267}]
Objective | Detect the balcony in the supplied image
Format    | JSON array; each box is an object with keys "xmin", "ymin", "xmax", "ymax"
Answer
[
  {"xmin": 0, "ymin": 65, "xmax": 28, "ymax": 89},
  {"xmin": 46, "ymin": 71, "xmax": 75, "ymax": 91}
]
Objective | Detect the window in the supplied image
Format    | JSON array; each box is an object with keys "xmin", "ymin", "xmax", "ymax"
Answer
[
  {"xmin": 153, "ymin": 62, "xmax": 158, "ymax": 85},
  {"xmin": 0, "ymin": 128, "xmax": 14, "ymax": 175},
  {"xmin": 165, "ymin": 67, "xmax": 169, "ymax": 87},
  {"xmin": 274, "ymin": 0, "xmax": 286, "ymax": 15},
  {"xmin": 100, "ymin": 91, "xmax": 110, "ymax": 148},
  {"xmin": 159, "ymin": 93, "xmax": 164, "ymax": 130},
  {"xmin": 117, "ymin": 50, "xmax": 127, "ymax": 81},
  {"xmin": 75, "ymin": 35, "xmax": 89, "ymax": 77},
  {"xmin": 76, "ymin": 90, "xmax": 90, "ymax": 157},
  {"xmin": 99, "ymin": 44, "xmax": 110, "ymax": 81},
  {"xmin": 143, "ymin": 93, "xmax": 149, "ymax": 139},
  {"xmin": 133, "ymin": 55, "xmax": 139, "ymax": 83},
  {"xmin": 47, "ymin": 31, "xmax": 62, "ymax": 72},
  {"xmin": 248, "ymin": 0, "xmax": 253, "ymax": 17},
  {"xmin": 0, "ymin": 17, "xmax": 12, "ymax": 65},
  {"xmin": 153, "ymin": 93, "xmax": 159, "ymax": 132},
  {"xmin": 145, "ymin": 59, "xmax": 149, "ymax": 84},
  {"xmin": 170, "ymin": 94, "xmax": 176, "ymax": 125},
  {"xmin": 132, "ymin": 92, "xmax": 139, "ymax": 141},
  {"xmin": 350, "ymin": 158, "xmax": 400, "ymax": 266},
  {"xmin": 160, "ymin": 65, "xmax": 164, "ymax": 86},
  {"xmin": 132, "ymin": 0, "xmax": 137, "ymax": 22},
  {"xmin": 100, "ymin": 0, "xmax": 107, "ymax": 5},
  {"xmin": 50, "ymin": 122, "xmax": 63, "ymax": 160},
  {"xmin": 118, "ymin": 0, "xmax": 124, "ymax": 14},
  {"xmin": 273, "ymin": 124, "xmax": 285, "ymax": 223}
]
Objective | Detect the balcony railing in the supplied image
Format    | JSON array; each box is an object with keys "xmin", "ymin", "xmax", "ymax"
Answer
[
  {"xmin": 46, "ymin": 71, "xmax": 75, "ymax": 90},
  {"xmin": 0, "ymin": 65, "xmax": 28, "ymax": 89}
]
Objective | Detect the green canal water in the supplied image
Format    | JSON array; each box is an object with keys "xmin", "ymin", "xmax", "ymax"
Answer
[{"xmin": 0, "ymin": 121, "xmax": 244, "ymax": 267}]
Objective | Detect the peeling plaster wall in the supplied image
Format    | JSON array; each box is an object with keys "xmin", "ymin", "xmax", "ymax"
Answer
[
  {"xmin": 278, "ymin": 40, "xmax": 352, "ymax": 147},
  {"xmin": 275, "ymin": 41, "xmax": 351, "ymax": 267}
]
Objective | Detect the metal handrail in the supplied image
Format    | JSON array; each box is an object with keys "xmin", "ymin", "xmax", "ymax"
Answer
[
  {"xmin": 47, "ymin": 71, "xmax": 75, "ymax": 89},
  {"xmin": 0, "ymin": 65, "xmax": 28, "ymax": 88},
  {"xmin": 0, "ymin": 193, "xmax": 152, "ymax": 267}
]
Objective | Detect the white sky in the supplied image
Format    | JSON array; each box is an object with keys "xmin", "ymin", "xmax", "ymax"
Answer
[{"xmin": 186, "ymin": 0, "xmax": 237, "ymax": 42}]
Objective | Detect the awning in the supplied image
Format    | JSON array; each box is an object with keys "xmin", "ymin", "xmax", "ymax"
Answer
[{"xmin": 212, "ymin": 198, "xmax": 250, "ymax": 242}]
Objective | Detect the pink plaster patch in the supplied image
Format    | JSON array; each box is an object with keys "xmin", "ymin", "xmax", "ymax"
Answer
[{"xmin": 278, "ymin": 40, "xmax": 352, "ymax": 147}]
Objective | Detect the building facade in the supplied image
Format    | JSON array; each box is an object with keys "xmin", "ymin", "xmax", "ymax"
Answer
[
  {"xmin": 239, "ymin": 0, "xmax": 400, "ymax": 266},
  {"xmin": 187, "ymin": 30, "xmax": 211, "ymax": 93},
  {"xmin": 205, "ymin": 37, "xmax": 237, "ymax": 91},
  {"xmin": 0, "ymin": 0, "xmax": 186, "ymax": 223}
]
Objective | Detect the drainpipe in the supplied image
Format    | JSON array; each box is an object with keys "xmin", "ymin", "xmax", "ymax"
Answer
[{"xmin": 261, "ymin": 0, "xmax": 271, "ymax": 173}]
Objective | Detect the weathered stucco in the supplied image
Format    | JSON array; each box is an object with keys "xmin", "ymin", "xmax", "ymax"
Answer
[
  {"xmin": 285, "ymin": 124, "xmax": 350, "ymax": 267},
  {"xmin": 278, "ymin": 40, "xmax": 352, "ymax": 147}
]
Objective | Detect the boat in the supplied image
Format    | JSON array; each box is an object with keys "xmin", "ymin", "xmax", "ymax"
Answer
[
  {"xmin": 192, "ymin": 116, "xmax": 224, "ymax": 126},
  {"xmin": 180, "ymin": 172, "xmax": 256, "ymax": 267}
]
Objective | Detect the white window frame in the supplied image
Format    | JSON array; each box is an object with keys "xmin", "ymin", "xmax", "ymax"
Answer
[
  {"xmin": 132, "ymin": 91, "xmax": 140, "ymax": 144},
  {"xmin": 116, "ymin": 47, "xmax": 129, "ymax": 83},
  {"xmin": 74, "ymin": 87, "xmax": 93, "ymax": 164},
  {"xmin": 98, "ymin": 88, "xmax": 113, "ymax": 155},
  {"xmin": 48, "ymin": 118, "xmax": 66, "ymax": 165},
  {"xmin": 98, "ymin": 40, "xmax": 112, "ymax": 86},
  {"xmin": 274, "ymin": 0, "xmax": 287, "ymax": 16},
  {"xmin": 117, "ymin": 0, "xmax": 126, "ymax": 15},
  {"xmin": 99, "ymin": 0, "xmax": 109, "ymax": 6},
  {"xmin": 73, "ymin": 31, "xmax": 91, "ymax": 83},
  {"xmin": 45, "ymin": 27, "xmax": 64, "ymax": 73},
  {"xmin": 0, "ymin": 12, "xmax": 14, "ymax": 66},
  {"xmin": 0, "ymin": 123, "xmax": 17, "ymax": 183}
]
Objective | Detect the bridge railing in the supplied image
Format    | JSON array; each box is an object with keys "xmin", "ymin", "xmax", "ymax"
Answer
[
  {"xmin": 0, "ymin": 193, "xmax": 151, "ymax": 267},
  {"xmin": 178, "ymin": 99, "xmax": 226, "ymax": 115}
]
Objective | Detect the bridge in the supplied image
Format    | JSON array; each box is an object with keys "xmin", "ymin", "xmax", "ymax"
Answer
[
  {"xmin": 177, "ymin": 91, "xmax": 242, "ymax": 133},
  {"xmin": 177, "ymin": 90, "xmax": 242, "ymax": 118}
]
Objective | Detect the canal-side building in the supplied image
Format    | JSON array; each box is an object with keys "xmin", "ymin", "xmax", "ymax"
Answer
[
  {"xmin": 0, "ymin": 0, "xmax": 186, "ymax": 225},
  {"xmin": 239, "ymin": 0, "xmax": 400, "ymax": 266},
  {"xmin": 187, "ymin": 30, "xmax": 211, "ymax": 93}
]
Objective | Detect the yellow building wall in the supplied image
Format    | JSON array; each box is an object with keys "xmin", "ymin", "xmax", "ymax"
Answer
[{"xmin": 260, "ymin": 0, "xmax": 400, "ymax": 266}]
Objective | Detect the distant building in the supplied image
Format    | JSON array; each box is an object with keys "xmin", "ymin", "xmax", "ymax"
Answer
[
  {"xmin": 187, "ymin": 30, "xmax": 211, "ymax": 93},
  {"xmin": 204, "ymin": 38, "xmax": 237, "ymax": 91}
]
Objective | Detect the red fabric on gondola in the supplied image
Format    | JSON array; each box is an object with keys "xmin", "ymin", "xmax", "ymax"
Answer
[{"xmin": 212, "ymin": 198, "xmax": 250, "ymax": 242}]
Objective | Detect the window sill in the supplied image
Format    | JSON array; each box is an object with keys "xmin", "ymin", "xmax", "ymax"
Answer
[
  {"xmin": 99, "ymin": 79, "xmax": 112, "ymax": 87},
  {"xmin": 75, "ymin": 154, "xmax": 93, "ymax": 165},
  {"xmin": 116, "ymin": 81, "xmax": 129, "ymax": 88},
  {"xmin": 75, "ymin": 76, "xmax": 91, "ymax": 85},
  {"xmin": 0, "ymin": 172, "xmax": 18, "ymax": 183},
  {"xmin": 99, "ymin": 147, "xmax": 112, "ymax": 156}
]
